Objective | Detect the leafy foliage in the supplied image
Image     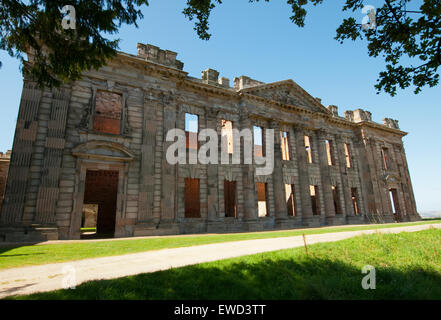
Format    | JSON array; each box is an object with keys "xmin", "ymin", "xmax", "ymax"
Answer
[
  {"xmin": 1, "ymin": 0, "xmax": 440, "ymax": 95},
  {"xmin": 0, "ymin": 0, "xmax": 149, "ymax": 87},
  {"xmin": 185, "ymin": 0, "xmax": 441, "ymax": 96}
]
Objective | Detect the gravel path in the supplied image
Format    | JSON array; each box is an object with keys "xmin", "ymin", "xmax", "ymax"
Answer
[{"xmin": 0, "ymin": 223, "xmax": 439, "ymax": 298}]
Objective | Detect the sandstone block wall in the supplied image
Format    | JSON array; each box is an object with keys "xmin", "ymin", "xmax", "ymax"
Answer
[{"xmin": 0, "ymin": 43, "xmax": 420, "ymax": 241}]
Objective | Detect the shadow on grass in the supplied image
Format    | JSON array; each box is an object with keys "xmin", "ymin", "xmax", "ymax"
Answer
[{"xmin": 12, "ymin": 254, "xmax": 441, "ymax": 300}]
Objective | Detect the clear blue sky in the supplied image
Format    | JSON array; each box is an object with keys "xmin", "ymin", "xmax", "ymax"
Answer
[{"xmin": 0, "ymin": 1, "xmax": 440, "ymax": 214}]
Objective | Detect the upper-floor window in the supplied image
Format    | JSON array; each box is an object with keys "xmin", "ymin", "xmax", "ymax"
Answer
[
  {"xmin": 185, "ymin": 113, "xmax": 198, "ymax": 150},
  {"xmin": 325, "ymin": 139, "xmax": 335, "ymax": 166},
  {"xmin": 254, "ymin": 126, "xmax": 264, "ymax": 157},
  {"xmin": 304, "ymin": 135, "xmax": 313, "ymax": 163},
  {"xmin": 381, "ymin": 147, "xmax": 391, "ymax": 170},
  {"xmin": 344, "ymin": 143, "xmax": 352, "ymax": 168},
  {"xmin": 93, "ymin": 90, "xmax": 122, "ymax": 134},
  {"xmin": 281, "ymin": 131, "xmax": 290, "ymax": 160},
  {"xmin": 221, "ymin": 120, "xmax": 234, "ymax": 154}
]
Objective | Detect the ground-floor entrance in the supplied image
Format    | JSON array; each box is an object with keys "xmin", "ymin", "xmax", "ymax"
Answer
[{"xmin": 81, "ymin": 170, "xmax": 119, "ymax": 238}]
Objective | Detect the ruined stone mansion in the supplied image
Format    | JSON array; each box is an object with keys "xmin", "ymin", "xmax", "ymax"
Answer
[{"xmin": 0, "ymin": 43, "xmax": 420, "ymax": 242}]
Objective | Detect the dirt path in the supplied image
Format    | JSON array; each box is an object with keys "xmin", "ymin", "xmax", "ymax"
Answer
[{"xmin": 1, "ymin": 223, "xmax": 439, "ymax": 298}]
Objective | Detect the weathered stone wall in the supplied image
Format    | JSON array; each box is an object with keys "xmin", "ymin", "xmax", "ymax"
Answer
[
  {"xmin": 0, "ymin": 151, "xmax": 11, "ymax": 213},
  {"xmin": 0, "ymin": 43, "xmax": 420, "ymax": 241}
]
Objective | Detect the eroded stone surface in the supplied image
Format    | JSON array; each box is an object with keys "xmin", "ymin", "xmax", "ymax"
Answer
[{"xmin": 0, "ymin": 43, "xmax": 420, "ymax": 241}]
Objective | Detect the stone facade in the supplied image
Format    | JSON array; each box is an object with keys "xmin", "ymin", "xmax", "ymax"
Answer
[
  {"xmin": 0, "ymin": 43, "xmax": 420, "ymax": 242},
  {"xmin": 0, "ymin": 150, "xmax": 11, "ymax": 213}
]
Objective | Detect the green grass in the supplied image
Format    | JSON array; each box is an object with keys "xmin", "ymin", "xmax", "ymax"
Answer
[
  {"xmin": 12, "ymin": 228, "xmax": 441, "ymax": 300},
  {"xmin": 0, "ymin": 220, "xmax": 439, "ymax": 271},
  {"xmin": 80, "ymin": 228, "xmax": 96, "ymax": 232}
]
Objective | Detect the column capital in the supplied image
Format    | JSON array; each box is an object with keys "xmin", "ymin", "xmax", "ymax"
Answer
[{"xmin": 269, "ymin": 120, "xmax": 280, "ymax": 130}]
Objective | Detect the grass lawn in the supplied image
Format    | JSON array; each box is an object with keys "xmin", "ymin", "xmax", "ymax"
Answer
[
  {"xmin": 0, "ymin": 219, "xmax": 440, "ymax": 271},
  {"xmin": 12, "ymin": 228, "xmax": 441, "ymax": 300}
]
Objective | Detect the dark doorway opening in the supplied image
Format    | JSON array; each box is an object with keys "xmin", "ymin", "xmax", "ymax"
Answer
[
  {"xmin": 185, "ymin": 178, "xmax": 200, "ymax": 218},
  {"xmin": 81, "ymin": 170, "xmax": 119, "ymax": 239},
  {"xmin": 224, "ymin": 180, "xmax": 237, "ymax": 218}
]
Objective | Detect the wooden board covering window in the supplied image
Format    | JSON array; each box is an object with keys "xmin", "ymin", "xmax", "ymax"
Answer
[
  {"xmin": 185, "ymin": 178, "xmax": 200, "ymax": 218},
  {"xmin": 224, "ymin": 180, "xmax": 237, "ymax": 218},
  {"xmin": 93, "ymin": 91, "xmax": 122, "ymax": 134}
]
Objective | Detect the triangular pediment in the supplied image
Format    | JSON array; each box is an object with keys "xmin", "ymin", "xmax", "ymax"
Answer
[
  {"xmin": 72, "ymin": 140, "xmax": 135, "ymax": 162},
  {"xmin": 240, "ymin": 80, "xmax": 331, "ymax": 115}
]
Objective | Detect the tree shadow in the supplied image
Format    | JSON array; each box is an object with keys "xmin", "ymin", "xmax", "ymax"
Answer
[
  {"xmin": 11, "ymin": 254, "xmax": 441, "ymax": 300},
  {"xmin": 0, "ymin": 243, "xmax": 42, "ymax": 256}
]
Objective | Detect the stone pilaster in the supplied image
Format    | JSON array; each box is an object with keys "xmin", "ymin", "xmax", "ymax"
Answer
[
  {"xmin": 206, "ymin": 109, "xmax": 219, "ymax": 221},
  {"xmin": 335, "ymin": 136, "xmax": 354, "ymax": 217},
  {"xmin": 240, "ymin": 111, "xmax": 257, "ymax": 222},
  {"xmin": 293, "ymin": 126, "xmax": 314, "ymax": 224},
  {"xmin": 270, "ymin": 121, "xmax": 288, "ymax": 223},
  {"xmin": 317, "ymin": 130, "xmax": 337, "ymax": 224},
  {"xmin": 35, "ymin": 87, "xmax": 71, "ymax": 225},
  {"xmin": 161, "ymin": 93, "xmax": 177, "ymax": 222},
  {"xmin": 138, "ymin": 91, "xmax": 157, "ymax": 222},
  {"xmin": 1, "ymin": 81, "xmax": 42, "ymax": 225}
]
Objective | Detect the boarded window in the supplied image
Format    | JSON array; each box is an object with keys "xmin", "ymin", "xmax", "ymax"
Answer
[
  {"xmin": 325, "ymin": 140, "xmax": 335, "ymax": 166},
  {"xmin": 254, "ymin": 126, "xmax": 264, "ymax": 157},
  {"xmin": 224, "ymin": 180, "xmax": 237, "ymax": 218},
  {"xmin": 310, "ymin": 185, "xmax": 320, "ymax": 215},
  {"xmin": 185, "ymin": 113, "xmax": 198, "ymax": 150},
  {"xmin": 281, "ymin": 131, "xmax": 290, "ymax": 160},
  {"xmin": 93, "ymin": 91, "xmax": 122, "ymax": 134},
  {"xmin": 332, "ymin": 185, "xmax": 341, "ymax": 214},
  {"xmin": 381, "ymin": 147, "xmax": 391, "ymax": 170},
  {"xmin": 257, "ymin": 182, "xmax": 268, "ymax": 217},
  {"xmin": 344, "ymin": 143, "xmax": 352, "ymax": 168},
  {"xmin": 185, "ymin": 178, "xmax": 200, "ymax": 218},
  {"xmin": 305, "ymin": 135, "xmax": 313, "ymax": 163},
  {"xmin": 221, "ymin": 120, "xmax": 234, "ymax": 154},
  {"xmin": 285, "ymin": 184, "xmax": 296, "ymax": 216},
  {"xmin": 351, "ymin": 188, "xmax": 359, "ymax": 215}
]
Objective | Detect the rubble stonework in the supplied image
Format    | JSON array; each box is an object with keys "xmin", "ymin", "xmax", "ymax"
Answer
[{"xmin": 0, "ymin": 43, "xmax": 420, "ymax": 241}]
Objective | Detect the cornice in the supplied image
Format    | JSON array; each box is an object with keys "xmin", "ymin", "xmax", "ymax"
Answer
[{"xmin": 111, "ymin": 52, "xmax": 407, "ymax": 137}]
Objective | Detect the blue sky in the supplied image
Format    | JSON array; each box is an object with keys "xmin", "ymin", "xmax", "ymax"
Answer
[{"xmin": 0, "ymin": 1, "xmax": 440, "ymax": 214}]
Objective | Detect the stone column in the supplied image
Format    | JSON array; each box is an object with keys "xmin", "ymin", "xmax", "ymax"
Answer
[
  {"xmin": 293, "ymin": 126, "xmax": 314, "ymax": 225},
  {"xmin": 161, "ymin": 94, "xmax": 178, "ymax": 222},
  {"xmin": 240, "ymin": 111, "xmax": 257, "ymax": 224},
  {"xmin": 1, "ymin": 81, "xmax": 42, "ymax": 225},
  {"xmin": 335, "ymin": 135, "xmax": 353, "ymax": 217},
  {"xmin": 317, "ymin": 130, "xmax": 337, "ymax": 224},
  {"xmin": 397, "ymin": 145, "xmax": 419, "ymax": 219},
  {"xmin": 138, "ymin": 91, "xmax": 157, "ymax": 223},
  {"xmin": 206, "ymin": 110, "xmax": 219, "ymax": 222},
  {"xmin": 391, "ymin": 144, "xmax": 410, "ymax": 220},
  {"xmin": 35, "ymin": 87, "xmax": 71, "ymax": 225},
  {"xmin": 152, "ymin": 93, "xmax": 164, "ymax": 225},
  {"xmin": 270, "ymin": 121, "xmax": 288, "ymax": 224}
]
